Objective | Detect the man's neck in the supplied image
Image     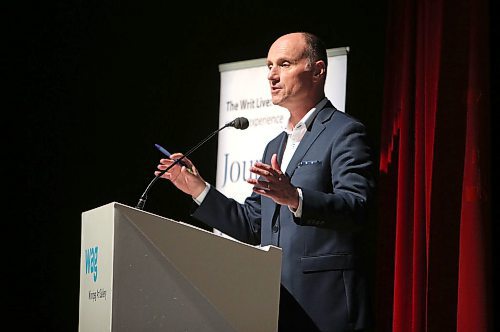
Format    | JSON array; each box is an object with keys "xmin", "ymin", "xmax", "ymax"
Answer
[{"xmin": 287, "ymin": 95, "xmax": 326, "ymax": 127}]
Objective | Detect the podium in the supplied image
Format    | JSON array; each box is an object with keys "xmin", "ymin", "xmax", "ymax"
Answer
[{"xmin": 79, "ymin": 202, "xmax": 282, "ymax": 332}]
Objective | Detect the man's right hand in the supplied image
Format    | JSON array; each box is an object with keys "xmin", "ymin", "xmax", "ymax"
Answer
[{"xmin": 155, "ymin": 153, "xmax": 207, "ymax": 198}]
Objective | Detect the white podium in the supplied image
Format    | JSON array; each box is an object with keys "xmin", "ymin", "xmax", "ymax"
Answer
[{"xmin": 79, "ymin": 202, "xmax": 282, "ymax": 332}]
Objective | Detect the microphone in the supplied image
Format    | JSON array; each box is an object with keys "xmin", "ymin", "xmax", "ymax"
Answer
[
  {"xmin": 135, "ymin": 117, "xmax": 249, "ymax": 210},
  {"xmin": 226, "ymin": 117, "xmax": 249, "ymax": 130}
]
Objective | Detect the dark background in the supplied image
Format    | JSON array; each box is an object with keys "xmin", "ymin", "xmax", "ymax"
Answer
[{"xmin": 6, "ymin": 0, "xmax": 496, "ymax": 330}]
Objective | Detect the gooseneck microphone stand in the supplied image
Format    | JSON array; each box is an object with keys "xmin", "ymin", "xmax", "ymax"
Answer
[{"xmin": 135, "ymin": 117, "xmax": 249, "ymax": 210}]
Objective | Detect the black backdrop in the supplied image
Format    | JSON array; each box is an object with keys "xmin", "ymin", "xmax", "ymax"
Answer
[{"xmin": 9, "ymin": 1, "xmax": 388, "ymax": 330}]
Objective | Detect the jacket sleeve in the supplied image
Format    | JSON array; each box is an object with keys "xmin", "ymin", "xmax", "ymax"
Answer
[
  {"xmin": 189, "ymin": 142, "xmax": 276, "ymax": 245},
  {"xmin": 190, "ymin": 187, "xmax": 262, "ymax": 245}
]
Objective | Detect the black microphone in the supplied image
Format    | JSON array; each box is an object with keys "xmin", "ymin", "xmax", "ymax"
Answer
[
  {"xmin": 135, "ymin": 117, "xmax": 249, "ymax": 210},
  {"xmin": 226, "ymin": 117, "xmax": 249, "ymax": 130}
]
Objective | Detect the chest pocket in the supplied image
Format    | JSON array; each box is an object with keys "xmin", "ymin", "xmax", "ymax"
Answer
[{"xmin": 291, "ymin": 161, "xmax": 329, "ymax": 191}]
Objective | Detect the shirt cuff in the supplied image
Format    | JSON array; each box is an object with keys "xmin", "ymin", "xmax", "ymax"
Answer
[
  {"xmin": 193, "ymin": 182, "xmax": 210, "ymax": 205},
  {"xmin": 289, "ymin": 187, "xmax": 303, "ymax": 217}
]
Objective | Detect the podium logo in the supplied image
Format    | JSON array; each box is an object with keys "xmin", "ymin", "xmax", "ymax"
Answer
[{"xmin": 84, "ymin": 246, "xmax": 99, "ymax": 282}]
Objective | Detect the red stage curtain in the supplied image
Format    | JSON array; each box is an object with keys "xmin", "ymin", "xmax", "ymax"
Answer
[{"xmin": 377, "ymin": 0, "xmax": 491, "ymax": 330}]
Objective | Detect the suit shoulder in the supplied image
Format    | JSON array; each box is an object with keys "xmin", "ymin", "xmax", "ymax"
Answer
[{"xmin": 328, "ymin": 108, "xmax": 367, "ymax": 130}]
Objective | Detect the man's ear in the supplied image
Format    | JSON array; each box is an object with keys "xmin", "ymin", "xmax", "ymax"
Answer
[{"xmin": 312, "ymin": 60, "xmax": 326, "ymax": 80}]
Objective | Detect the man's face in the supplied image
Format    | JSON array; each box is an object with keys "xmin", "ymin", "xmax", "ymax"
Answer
[{"xmin": 266, "ymin": 34, "xmax": 315, "ymax": 109}]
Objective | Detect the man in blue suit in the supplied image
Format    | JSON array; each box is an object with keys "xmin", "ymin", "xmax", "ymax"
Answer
[{"xmin": 157, "ymin": 32, "xmax": 375, "ymax": 332}]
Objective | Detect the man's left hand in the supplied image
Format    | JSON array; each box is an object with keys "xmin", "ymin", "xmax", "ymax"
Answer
[{"xmin": 247, "ymin": 153, "xmax": 299, "ymax": 209}]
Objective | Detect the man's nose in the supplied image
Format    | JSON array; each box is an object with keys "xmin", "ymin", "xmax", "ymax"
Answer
[{"xmin": 267, "ymin": 66, "xmax": 279, "ymax": 81}]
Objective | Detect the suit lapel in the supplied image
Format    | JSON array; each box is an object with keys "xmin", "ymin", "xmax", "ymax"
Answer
[
  {"xmin": 276, "ymin": 131, "xmax": 288, "ymax": 165},
  {"xmin": 284, "ymin": 104, "xmax": 336, "ymax": 177},
  {"xmin": 262, "ymin": 131, "xmax": 288, "ymax": 231}
]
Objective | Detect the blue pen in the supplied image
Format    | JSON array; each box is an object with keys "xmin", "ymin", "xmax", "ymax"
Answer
[{"xmin": 154, "ymin": 144, "xmax": 190, "ymax": 168}]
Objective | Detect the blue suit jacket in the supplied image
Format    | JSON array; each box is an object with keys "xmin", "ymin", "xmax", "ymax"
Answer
[{"xmin": 192, "ymin": 102, "xmax": 375, "ymax": 331}]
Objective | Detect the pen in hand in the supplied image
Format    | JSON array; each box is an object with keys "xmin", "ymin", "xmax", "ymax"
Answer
[{"xmin": 154, "ymin": 144, "xmax": 191, "ymax": 169}]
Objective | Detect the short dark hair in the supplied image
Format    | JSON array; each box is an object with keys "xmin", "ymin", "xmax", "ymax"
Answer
[{"xmin": 302, "ymin": 32, "xmax": 328, "ymax": 69}]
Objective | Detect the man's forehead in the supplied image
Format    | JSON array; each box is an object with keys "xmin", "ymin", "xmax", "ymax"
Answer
[{"xmin": 267, "ymin": 38, "xmax": 307, "ymax": 62}]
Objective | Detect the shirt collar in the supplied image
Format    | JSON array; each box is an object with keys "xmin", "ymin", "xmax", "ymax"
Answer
[{"xmin": 284, "ymin": 97, "xmax": 329, "ymax": 135}]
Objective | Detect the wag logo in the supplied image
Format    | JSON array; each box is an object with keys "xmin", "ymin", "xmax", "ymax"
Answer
[{"xmin": 84, "ymin": 246, "xmax": 99, "ymax": 282}]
